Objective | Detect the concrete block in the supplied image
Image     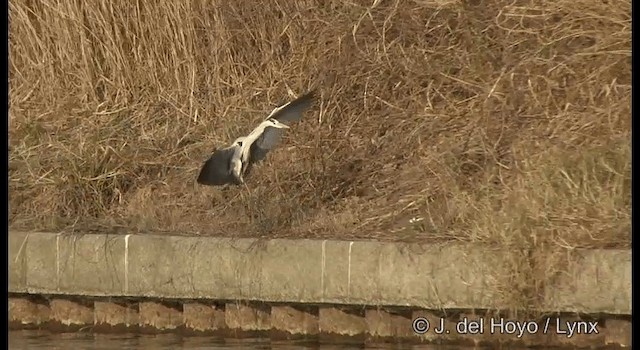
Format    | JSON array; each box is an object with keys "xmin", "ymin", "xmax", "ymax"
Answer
[
  {"xmin": 259, "ymin": 240, "xmax": 323, "ymax": 302},
  {"xmin": 604, "ymin": 319, "xmax": 631, "ymax": 347},
  {"xmin": 346, "ymin": 241, "xmax": 504, "ymax": 309},
  {"xmin": 125, "ymin": 235, "xmax": 197, "ymax": 298},
  {"xmin": 544, "ymin": 250, "xmax": 631, "ymax": 314},
  {"xmin": 318, "ymin": 306, "xmax": 366, "ymax": 336},
  {"xmin": 94, "ymin": 300, "xmax": 138, "ymax": 326},
  {"xmin": 194, "ymin": 238, "xmax": 264, "ymax": 300},
  {"xmin": 225, "ymin": 303, "xmax": 270, "ymax": 331},
  {"xmin": 365, "ymin": 308, "xmax": 413, "ymax": 337},
  {"xmin": 126, "ymin": 235, "xmax": 264, "ymax": 299},
  {"xmin": 456, "ymin": 312, "xmax": 498, "ymax": 346},
  {"xmin": 460, "ymin": 313, "xmax": 556, "ymax": 347},
  {"xmin": 271, "ymin": 305, "xmax": 318, "ymax": 335},
  {"xmin": 183, "ymin": 302, "xmax": 225, "ymax": 331},
  {"xmin": 549, "ymin": 316, "xmax": 605, "ymax": 348},
  {"xmin": 411, "ymin": 310, "xmax": 457, "ymax": 341},
  {"xmin": 318, "ymin": 240, "xmax": 351, "ymax": 301},
  {"xmin": 57, "ymin": 234, "xmax": 126, "ymax": 296},
  {"xmin": 513, "ymin": 318, "xmax": 555, "ymax": 347},
  {"xmin": 25, "ymin": 232, "xmax": 58, "ymax": 293},
  {"xmin": 9, "ymin": 231, "xmax": 28, "ymax": 292},
  {"xmin": 138, "ymin": 301, "xmax": 182, "ymax": 330},
  {"xmin": 50, "ymin": 298, "xmax": 94, "ymax": 326},
  {"xmin": 9, "ymin": 297, "xmax": 50, "ymax": 324}
]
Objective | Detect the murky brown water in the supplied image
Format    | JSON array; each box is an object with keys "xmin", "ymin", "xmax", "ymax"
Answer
[{"xmin": 8, "ymin": 330, "xmax": 484, "ymax": 350}]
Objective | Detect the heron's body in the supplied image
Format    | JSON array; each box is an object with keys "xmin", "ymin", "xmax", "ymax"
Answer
[
  {"xmin": 197, "ymin": 91, "xmax": 316, "ymax": 186},
  {"xmin": 230, "ymin": 137, "xmax": 245, "ymax": 181}
]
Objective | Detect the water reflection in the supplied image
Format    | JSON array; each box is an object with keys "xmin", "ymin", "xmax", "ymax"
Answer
[{"xmin": 9, "ymin": 330, "xmax": 477, "ymax": 350}]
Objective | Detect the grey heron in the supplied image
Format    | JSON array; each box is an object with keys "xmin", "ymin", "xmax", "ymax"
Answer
[{"xmin": 197, "ymin": 90, "xmax": 316, "ymax": 186}]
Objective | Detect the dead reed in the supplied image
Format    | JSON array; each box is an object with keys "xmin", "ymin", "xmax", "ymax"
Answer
[{"xmin": 9, "ymin": 0, "xmax": 630, "ymax": 253}]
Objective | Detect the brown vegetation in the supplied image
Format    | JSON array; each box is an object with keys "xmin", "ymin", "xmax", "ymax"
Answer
[{"xmin": 9, "ymin": 0, "xmax": 630, "ymax": 251}]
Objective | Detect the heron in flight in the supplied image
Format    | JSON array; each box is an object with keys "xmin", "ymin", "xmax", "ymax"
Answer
[{"xmin": 197, "ymin": 90, "xmax": 316, "ymax": 186}]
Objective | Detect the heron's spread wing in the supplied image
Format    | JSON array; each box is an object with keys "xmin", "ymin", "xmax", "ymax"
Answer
[
  {"xmin": 197, "ymin": 146, "xmax": 240, "ymax": 186},
  {"xmin": 269, "ymin": 90, "xmax": 316, "ymax": 124},
  {"xmin": 245, "ymin": 91, "xmax": 316, "ymax": 165},
  {"xmin": 248, "ymin": 126, "xmax": 286, "ymax": 164}
]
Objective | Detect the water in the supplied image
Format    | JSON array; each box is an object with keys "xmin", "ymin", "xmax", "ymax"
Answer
[{"xmin": 9, "ymin": 330, "xmax": 477, "ymax": 350}]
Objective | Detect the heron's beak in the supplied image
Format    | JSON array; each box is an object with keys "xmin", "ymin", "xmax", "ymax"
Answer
[{"xmin": 272, "ymin": 120, "xmax": 290, "ymax": 129}]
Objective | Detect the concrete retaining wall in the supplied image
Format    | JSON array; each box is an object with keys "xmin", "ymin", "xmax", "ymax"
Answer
[
  {"xmin": 9, "ymin": 231, "xmax": 631, "ymax": 314},
  {"xmin": 8, "ymin": 230, "xmax": 632, "ymax": 347}
]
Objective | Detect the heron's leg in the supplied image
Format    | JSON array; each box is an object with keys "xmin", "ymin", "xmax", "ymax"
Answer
[
  {"xmin": 241, "ymin": 181, "xmax": 254, "ymax": 224},
  {"xmin": 243, "ymin": 182, "xmax": 251, "ymax": 196}
]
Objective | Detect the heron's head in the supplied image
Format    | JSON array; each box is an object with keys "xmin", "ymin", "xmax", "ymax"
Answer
[
  {"xmin": 269, "ymin": 119, "xmax": 290, "ymax": 129},
  {"xmin": 233, "ymin": 136, "xmax": 246, "ymax": 146}
]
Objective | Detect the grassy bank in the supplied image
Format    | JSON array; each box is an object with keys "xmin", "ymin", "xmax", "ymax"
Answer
[{"xmin": 9, "ymin": 0, "xmax": 630, "ymax": 251}]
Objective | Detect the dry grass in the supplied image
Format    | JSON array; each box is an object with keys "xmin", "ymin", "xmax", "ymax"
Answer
[{"xmin": 9, "ymin": 0, "xmax": 630, "ymax": 251}]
